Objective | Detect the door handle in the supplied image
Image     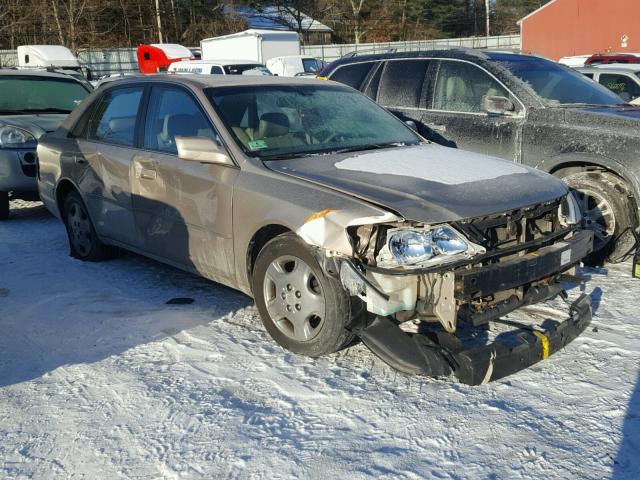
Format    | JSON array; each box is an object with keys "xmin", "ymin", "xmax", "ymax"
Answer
[
  {"xmin": 139, "ymin": 168, "xmax": 157, "ymax": 180},
  {"xmin": 74, "ymin": 154, "xmax": 87, "ymax": 165},
  {"xmin": 425, "ymin": 123, "xmax": 447, "ymax": 133}
]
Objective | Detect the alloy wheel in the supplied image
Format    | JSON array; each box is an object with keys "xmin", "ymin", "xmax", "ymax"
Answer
[
  {"xmin": 574, "ymin": 188, "xmax": 616, "ymax": 251},
  {"xmin": 262, "ymin": 255, "xmax": 326, "ymax": 342},
  {"xmin": 67, "ymin": 202, "xmax": 93, "ymax": 257}
]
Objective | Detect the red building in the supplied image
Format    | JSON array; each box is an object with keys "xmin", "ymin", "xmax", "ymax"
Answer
[{"xmin": 519, "ymin": 0, "xmax": 640, "ymax": 60}]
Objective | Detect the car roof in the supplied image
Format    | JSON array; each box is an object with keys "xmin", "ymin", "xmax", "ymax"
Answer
[
  {"xmin": 102, "ymin": 73, "xmax": 343, "ymax": 90},
  {"xmin": 0, "ymin": 68, "xmax": 83, "ymax": 80},
  {"xmin": 323, "ymin": 48, "xmax": 540, "ymax": 70}
]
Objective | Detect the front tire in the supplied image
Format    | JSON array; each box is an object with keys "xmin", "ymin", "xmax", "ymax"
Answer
[
  {"xmin": 62, "ymin": 191, "xmax": 112, "ymax": 261},
  {"xmin": 0, "ymin": 191, "xmax": 9, "ymax": 220},
  {"xmin": 562, "ymin": 171, "xmax": 636, "ymax": 265},
  {"xmin": 252, "ymin": 233, "xmax": 355, "ymax": 357}
]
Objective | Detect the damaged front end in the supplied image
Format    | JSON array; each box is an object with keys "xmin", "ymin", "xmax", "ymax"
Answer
[{"xmin": 301, "ymin": 194, "xmax": 595, "ymax": 385}]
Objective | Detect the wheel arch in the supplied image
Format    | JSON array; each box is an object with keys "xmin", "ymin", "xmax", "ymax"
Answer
[
  {"xmin": 246, "ymin": 224, "xmax": 293, "ymax": 290},
  {"xmin": 548, "ymin": 155, "xmax": 639, "ymax": 223},
  {"xmin": 55, "ymin": 178, "xmax": 81, "ymax": 215}
]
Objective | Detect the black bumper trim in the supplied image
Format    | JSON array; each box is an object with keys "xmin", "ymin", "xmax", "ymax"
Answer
[
  {"xmin": 455, "ymin": 230, "xmax": 593, "ymax": 300},
  {"xmin": 353, "ymin": 293, "xmax": 592, "ymax": 386}
]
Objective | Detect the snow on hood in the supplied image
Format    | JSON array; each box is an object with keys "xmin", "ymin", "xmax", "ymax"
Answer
[
  {"xmin": 266, "ymin": 144, "xmax": 568, "ymax": 224},
  {"xmin": 334, "ymin": 144, "xmax": 528, "ymax": 185}
]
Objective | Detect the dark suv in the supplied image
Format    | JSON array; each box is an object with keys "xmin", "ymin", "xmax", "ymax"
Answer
[{"xmin": 320, "ymin": 49, "xmax": 640, "ymax": 264}]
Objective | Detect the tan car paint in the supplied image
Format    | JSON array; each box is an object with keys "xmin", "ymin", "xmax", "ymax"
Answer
[
  {"xmin": 131, "ymin": 150, "xmax": 238, "ymax": 284},
  {"xmin": 77, "ymin": 140, "xmax": 139, "ymax": 246},
  {"xmin": 37, "ymin": 75, "xmax": 394, "ymax": 298}
]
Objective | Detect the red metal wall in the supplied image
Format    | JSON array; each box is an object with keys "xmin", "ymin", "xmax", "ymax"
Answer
[{"xmin": 520, "ymin": 0, "xmax": 640, "ymax": 60}]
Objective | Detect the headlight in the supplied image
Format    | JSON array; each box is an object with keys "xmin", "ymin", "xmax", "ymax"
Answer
[
  {"xmin": 559, "ymin": 191, "xmax": 582, "ymax": 226},
  {"xmin": 0, "ymin": 125, "xmax": 37, "ymax": 149},
  {"xmin": 380, "ymin": 224, "xmax": 484, "ymax": 268}
]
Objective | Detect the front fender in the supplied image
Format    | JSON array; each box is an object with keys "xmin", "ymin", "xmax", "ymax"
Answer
[{"xmin": 538, "ymin": 152, "xmax": 640, "ymax": 206}]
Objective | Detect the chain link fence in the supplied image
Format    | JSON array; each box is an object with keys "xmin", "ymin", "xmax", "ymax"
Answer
[
  {"xmin": 0, "ymin": 49, "xmax": 18, "ymax": 67},
  {"xmin": 1, "ymin": 34, "xmax": 521, "ymax": 76},
  {"xmin": 76, "ymin": 48, "xmax": 139, "ymax": 77}
]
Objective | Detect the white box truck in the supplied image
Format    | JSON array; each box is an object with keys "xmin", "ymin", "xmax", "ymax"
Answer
[
  {"xmin": 17, "ymin": 45, "xmax": 81, "ymax": 69},
  {"xmin": 200, "ymin": 29, "xmax": 300, "ymax": 64},
  {"xmin": 16, "ymin": 45, "xmax": 91, "ymax": 81}
]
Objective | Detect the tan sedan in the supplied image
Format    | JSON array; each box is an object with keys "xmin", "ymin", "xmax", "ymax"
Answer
[{"xmin": 37, "ymin": 75, "xmax": 594, "ymax": 384}]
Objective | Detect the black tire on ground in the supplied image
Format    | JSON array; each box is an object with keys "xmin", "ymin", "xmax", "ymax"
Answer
[
  {"xmin": 0, "ymin": 191, "xmax": 8, "ymax": 220},
  {"xmin": 561, "ymin": 171, "xmax": 636, "ymax": 265},
  {"xmin": 62, "ymin": 191, "xmax": 112, "ymax": 261},
  {"xmin": 252, "ymin": 232, "xmax": 355, "ymax": 357}
]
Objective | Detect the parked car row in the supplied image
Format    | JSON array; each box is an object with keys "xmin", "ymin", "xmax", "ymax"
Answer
[
  {"xmin": 319, "ymin": 49, "xmax": 640, "ymax": 264},
  {"xmin": 32, "ymin": 73, "xmax": 595, "ymax": 385},
  {"xmin": 1, "ymin": 48, "xmax": 635, "ymax": 384}
]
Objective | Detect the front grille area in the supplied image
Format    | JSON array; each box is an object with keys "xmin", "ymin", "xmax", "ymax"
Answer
[{"xmin": 454, "ymin": 198, "xmax": 564, "ymax": 261}]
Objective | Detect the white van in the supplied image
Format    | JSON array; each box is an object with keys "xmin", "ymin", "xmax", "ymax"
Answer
[
  {"xmin": 168, "ymin": 59, "xmax": 271, "ymax": 76},
  {"xmin": 266, "ymin": 55, "xmax": 325, "ymax": 77}
]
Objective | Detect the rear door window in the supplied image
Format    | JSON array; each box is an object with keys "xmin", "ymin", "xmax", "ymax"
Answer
[
  {"xmin": 329, "ymin": 62, "xmax": 375, "ymax": 89},
  {"xmin": 377, "ymin": 60, "xmax": 430, "ymax": 108},
  {"xmin": 86, "ymin": 86, "xmax": 143, "ymax": 146},
  {"xmin": 599, "ymin": 73, "xmax": 640, "ymax": 102},
  {"xmin": 433, "ymin": 60, "xmax": 509, "ymax": 113}
]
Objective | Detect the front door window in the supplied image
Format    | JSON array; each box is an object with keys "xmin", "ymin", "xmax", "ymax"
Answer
[{"xmin": 433, "ymin": 61, "xmax": 509, "ymax": 113}]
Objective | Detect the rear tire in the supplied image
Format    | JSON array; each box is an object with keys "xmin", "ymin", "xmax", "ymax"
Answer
[
  {"xmin": 252, "ymin": 232, "xmax": 355, "ymax": 357},
  {"xmin": 0, "ymin": 191, "xmax": 8, "ymax": 220},
  {"xmin": 62, "ymin": 191, "xmax": 112, "ymax": 261},
  {"xmin": 561, "ymin": 171, "xmax": 635, "ymax": 265}
]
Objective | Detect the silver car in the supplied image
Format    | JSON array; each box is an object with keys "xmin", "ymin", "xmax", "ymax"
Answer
[
  {"xmin": 0, "ymin": 69, "xmax": 91, "ymax": 218},
  {"xmin": 37, "ymin": 75, "xmax": 594, "ymax": 384}
]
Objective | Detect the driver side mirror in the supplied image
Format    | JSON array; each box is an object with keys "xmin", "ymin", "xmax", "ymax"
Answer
[
  {"xmin": 175, "ymin": 136, "xmax": 233, "ymax": 166},
  {"xmin": 482, "ymin": 95, "xmax": 516, "ymax": 115}
]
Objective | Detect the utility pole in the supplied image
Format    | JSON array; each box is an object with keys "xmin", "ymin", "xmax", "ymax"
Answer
[
  {"xmin": 155, "ymin": 0, "xmax": 164, "ymax": 43},
  {"xmin": 485, "ymin": 0, "xmax": 490, "ymax": 37}
]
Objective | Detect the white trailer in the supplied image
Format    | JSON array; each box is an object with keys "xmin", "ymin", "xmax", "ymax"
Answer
[
  {"xmin": 200, "ymin": 29, "xmax": 300, "ymax": 64},
  {"xmin": 17, "ymin": 45, "xmax": 81, "ymax": 69}
]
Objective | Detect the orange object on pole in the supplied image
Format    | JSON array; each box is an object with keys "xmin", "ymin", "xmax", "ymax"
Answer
[{"xmin": 136, "ymin": 44, "xmax": 193, "ymax": 74}]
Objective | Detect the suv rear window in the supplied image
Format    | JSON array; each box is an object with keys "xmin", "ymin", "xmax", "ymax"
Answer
[{"xmin": 329, "ymin": 62, "xmax": 375, "ymax": 89}]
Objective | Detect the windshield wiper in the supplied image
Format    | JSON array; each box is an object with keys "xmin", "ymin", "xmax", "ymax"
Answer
[
  {"xmin": 18, "ymin": 108, "xmax": 73, "ymax": 114},
  {"xmin": 330, "ymin": 142, "xmax": 417, "ymax": 154},
  {"xmin": 261, "ymin": 142, "xmax": 418, "ymax": 161}
]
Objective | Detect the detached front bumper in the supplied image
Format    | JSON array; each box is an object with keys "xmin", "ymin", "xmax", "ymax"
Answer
[
  {"xmin": 454, "ymin": 293, "xmax": 592, "ymax": 384},
  {"xmin": 353, "ymin": 293, "xmax": 592, "ymax": 385},
  {"xmin": 349, "ymin": 229, "xmax": 595, "ymax": 385}
]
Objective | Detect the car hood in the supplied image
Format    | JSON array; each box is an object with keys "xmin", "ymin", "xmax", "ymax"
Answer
[
  {"xmin": 0, "ymin": 114, "xmax": 68, "ymax": 139},
  {"xmin": 265, "ymin": 144, "xmax": 568, "ymax": 224},
  {"xmin": 564, "ymin": 105, "xmax": 640, "ymax": 130}
]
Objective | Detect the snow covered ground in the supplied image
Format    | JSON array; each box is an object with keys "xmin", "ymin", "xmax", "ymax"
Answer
[{"xmin": 0, "ymin": 200, "xmax": 639, "ymax": 479}]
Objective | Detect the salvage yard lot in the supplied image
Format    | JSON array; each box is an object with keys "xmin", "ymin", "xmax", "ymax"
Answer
[{"xmin": 1, "ymin": 200, "xmax": 639, "ymax": 479}]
